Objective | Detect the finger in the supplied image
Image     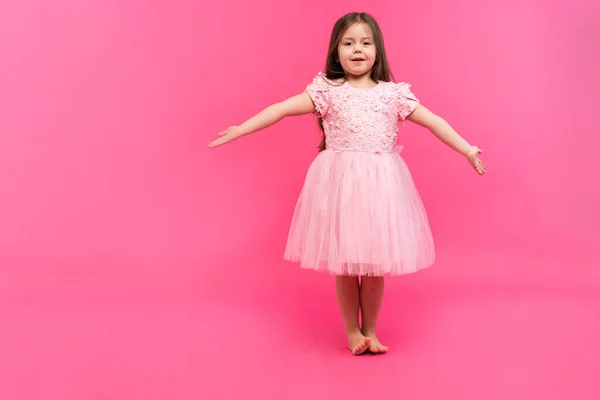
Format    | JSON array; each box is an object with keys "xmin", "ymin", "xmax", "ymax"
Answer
[
  {"xmin": 474, "ymin": 160, "xmax": 484, "ymax": 173},
  {"xmin": 218, "ymin": 130, "xmax": 227, "ymax": 137},
  {"xmin": 208, "ymin": 137, "xmax": 226, "ymax": 148}
]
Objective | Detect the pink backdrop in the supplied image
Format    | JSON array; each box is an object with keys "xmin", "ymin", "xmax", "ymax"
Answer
[{"xmin": 1, "ymin": 0, "xmax": 599, "ymax": 399}]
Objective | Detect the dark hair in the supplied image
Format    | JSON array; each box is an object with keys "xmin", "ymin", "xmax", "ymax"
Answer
[{"xmin": 316, "ymin": 12, "xmax": 395, "ymax": 152}]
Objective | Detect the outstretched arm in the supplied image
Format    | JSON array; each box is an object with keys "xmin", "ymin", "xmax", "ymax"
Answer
[
  {"xmin": 407, "ymin": 104, "xmax": 486, "ymax": 175},
  {"xmin": 208, "ymin": 92, "xmax": 315, "ymax": 148}
]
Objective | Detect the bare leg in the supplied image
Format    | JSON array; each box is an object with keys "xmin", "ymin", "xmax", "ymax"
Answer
[
  {"xmin": 360, "ymin": 276, "xmax": 388, "ymax": 353},
  {"xmin": 336, "ymin": 275, "xmax": 371, "ymax": 355}
]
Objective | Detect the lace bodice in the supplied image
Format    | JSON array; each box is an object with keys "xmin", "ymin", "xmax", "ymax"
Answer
[{"xmin": 306, "ymin": 71, "xmax": 419, "ymax": 153}]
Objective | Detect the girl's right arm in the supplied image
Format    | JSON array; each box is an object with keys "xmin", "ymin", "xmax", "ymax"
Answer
[{"xmin": 208, "ymin": 92, "xmax": 315, "ymax": 148}]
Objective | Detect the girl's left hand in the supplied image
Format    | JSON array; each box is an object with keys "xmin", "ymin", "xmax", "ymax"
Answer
[{"xmin": 466, "ymin": 146, "xmax": 486, "ymax": 175}]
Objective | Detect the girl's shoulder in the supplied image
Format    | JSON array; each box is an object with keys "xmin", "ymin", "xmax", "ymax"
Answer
[
  {"xmin": 379, "ymin": 79, "xmax": 413, "ymax": 92},
  {"xmin": 307, "ymin": 71, "xmax": 345, "ymax": 89}
]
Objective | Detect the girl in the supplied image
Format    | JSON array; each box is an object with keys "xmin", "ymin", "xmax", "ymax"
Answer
[{"xmin": 208, "ymin": 12, "xmax": 485, "ymax": 355}]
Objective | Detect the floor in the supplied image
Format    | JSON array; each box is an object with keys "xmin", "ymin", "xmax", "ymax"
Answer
[{"xmin": 1, "ymin": 248, "xmax": 598, "ymax": 399}]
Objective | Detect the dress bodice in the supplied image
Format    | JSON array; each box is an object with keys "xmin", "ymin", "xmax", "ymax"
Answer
[{"xmin": 305, "ymin": 72, "xmax": 420, "ymax": 153}]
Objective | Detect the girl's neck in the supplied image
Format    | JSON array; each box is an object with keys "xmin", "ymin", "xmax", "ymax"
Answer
[{"xmin": 345, "ymin": 72, "xmax": 378, "ymax": 88}]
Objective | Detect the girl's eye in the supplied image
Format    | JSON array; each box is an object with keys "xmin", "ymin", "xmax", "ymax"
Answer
[{"xmin": 342, "ymin": 41, "xmax": 372, "ymax": 46}]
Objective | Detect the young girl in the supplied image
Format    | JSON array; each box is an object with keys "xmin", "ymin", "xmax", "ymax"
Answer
[{"xmin": 208, "ymin": 12, "xmax": 485, "ymax": 355}]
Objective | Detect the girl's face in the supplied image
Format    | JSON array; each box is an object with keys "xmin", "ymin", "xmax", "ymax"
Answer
[{"xmin": 337, "ymin": 22, "xmax": 377, "ymax": 78}]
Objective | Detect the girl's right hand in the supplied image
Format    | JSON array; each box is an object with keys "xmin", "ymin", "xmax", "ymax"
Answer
[{"xmin": 208, "ymin": 126, "xmax": 246, "ymax": 148}]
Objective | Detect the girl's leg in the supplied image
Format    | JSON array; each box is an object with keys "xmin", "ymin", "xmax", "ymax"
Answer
[
  {"xmin": 335, "ymin": 275, "xmax": 371, "ymax": 355},
  {"xmin": 359, "ymin": 276, "xmax": 388, "ymax": 353}
]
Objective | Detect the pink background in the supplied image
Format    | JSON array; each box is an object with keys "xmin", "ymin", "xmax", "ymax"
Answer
[{"xmin": 1, "ymin": 0, "xmax": 599, "ymax": 399}]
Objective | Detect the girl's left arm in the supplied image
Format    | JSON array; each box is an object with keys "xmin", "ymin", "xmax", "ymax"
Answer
[{"xmin": 407, "ymin": 105, "xmax": 486, "ymax": 175}]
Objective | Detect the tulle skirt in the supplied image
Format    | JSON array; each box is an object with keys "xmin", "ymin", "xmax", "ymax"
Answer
[{"xmin": 283, "ymin": 148, "xmax": 435, "ymax": 276}]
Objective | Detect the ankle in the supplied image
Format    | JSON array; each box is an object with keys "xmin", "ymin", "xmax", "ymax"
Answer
[
  {"xmin": 345, "ymin": 327, "xmax": 363, "ymax": 337},
  {"xmin": 361, "ymin": 327, "xmax": 377, "ymax": 336}
]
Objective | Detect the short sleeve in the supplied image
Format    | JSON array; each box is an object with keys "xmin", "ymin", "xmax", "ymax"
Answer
[
  {"xmin": 396, "ymin": 82, "xmax": 420, "ymax": 121},
  {"xmin": 305, "ymin": 72, "xmax": 331, "ymax": 118}
]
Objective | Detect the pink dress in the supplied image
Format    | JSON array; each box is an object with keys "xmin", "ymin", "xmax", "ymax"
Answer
[{"xmin": 283, "ymin": 72, "xmax": 435, "ymax": 276}]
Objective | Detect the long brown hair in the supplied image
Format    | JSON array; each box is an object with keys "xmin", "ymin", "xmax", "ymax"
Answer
[{"xmin": 316, "ymin": 12, "xmax": 395, "ymax": 152}]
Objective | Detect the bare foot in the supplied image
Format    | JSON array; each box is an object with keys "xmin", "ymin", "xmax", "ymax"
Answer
[
  {"xmin": 347, "ymin": 331, "xmax": 371, "ymax": 355},
  {"xmin": 363, "ymin": 331, "xmax": 388, "ymax": 354}
]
